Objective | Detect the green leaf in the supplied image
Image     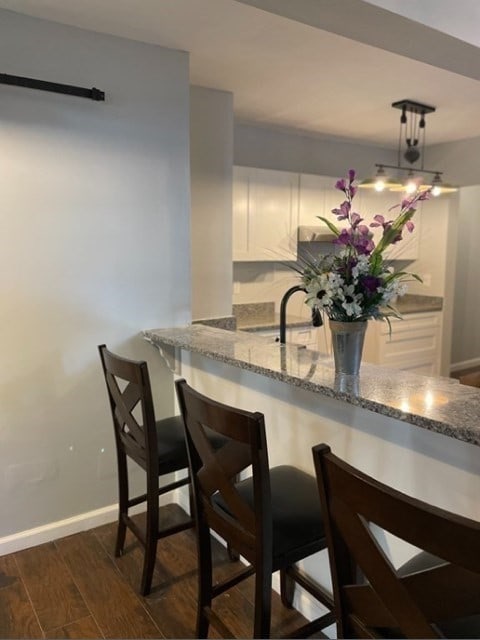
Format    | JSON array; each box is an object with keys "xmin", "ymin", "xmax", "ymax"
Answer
[{"xmin": 316, "ymin": 216, "xmax": 340, "ymax": 237}]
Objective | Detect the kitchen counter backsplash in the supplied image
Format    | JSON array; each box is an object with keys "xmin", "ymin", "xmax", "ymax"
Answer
[
  {"xmin": 193, "ymin": 315, "xmax": 237, "ymax": 331},
  {"xmin": 233, "ymin": 302, "xmax": 311, "ymax": 332},
  {"xmin": 233, "ymin": 295, "xmax": 443, "ymax": 332}
]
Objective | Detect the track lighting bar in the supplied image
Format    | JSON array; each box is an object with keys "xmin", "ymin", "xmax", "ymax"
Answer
[{"xmin": 375, "ymin": 163, "xmax": 442, "ymax": 176}]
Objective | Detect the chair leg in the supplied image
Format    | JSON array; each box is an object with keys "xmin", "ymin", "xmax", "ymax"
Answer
[
  {"xmin": 115, "ymin": 518, "xmax": 127, "ymax": 558},
  {"xmin": 196, "ymin": 521, "xmax": 213, "ymax": 639},
  {"xmin": 280, "ymin": 567, "xmax": 295, "ymax": 608},
  {"xmin": 115, "ymin": 451, "xmax": 129, "ymax": 557},
  {"xmin": 140, "ymin": 472, "xmax": 159, "ymax": 596},
  {"xmin": 227, "ymin": 544, "xmax": 240, "ymax": 561},
  {"xmin": 254, "ymin": 563, "xmax": 272, "ymax": 639}
]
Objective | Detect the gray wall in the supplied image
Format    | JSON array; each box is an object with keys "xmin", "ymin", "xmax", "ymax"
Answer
[
  {"xmin": 451, "ymin": 186, "xmax": 480, "ymax": 365},
  {"xmin": 190, "ymin": 86, "xmax": 234, "ymax": 320},
  {"xmin": 0, "ymin": 10, "xmax": 190, "ymax": 537},
  {"xmin": 234, "ymin": 122, "xmax": 397, "ymax": 177}
]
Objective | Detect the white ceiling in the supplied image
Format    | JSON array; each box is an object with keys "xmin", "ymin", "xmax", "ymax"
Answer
[{"xmin": 1, "ymin": 0, "xmax": 480, "ymax": 147}]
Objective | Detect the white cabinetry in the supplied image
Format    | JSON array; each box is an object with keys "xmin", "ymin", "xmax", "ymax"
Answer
[
  {"xmin": 363, "ymin": 312, "xmax": 442, "ymax": 375},
  {"xmin": 233, "ymin": 167, "xmax": 423, "ymax": 261},
  {"xmin": 298, "ymin": 174, "xmax": 328, "ymax": 227},
  {"xmin": 233, "ymin": 166, "xmax": 299, "ymax": 261}
]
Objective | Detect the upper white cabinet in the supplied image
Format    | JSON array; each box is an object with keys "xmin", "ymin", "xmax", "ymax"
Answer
[
  {"xmin": 233, "ymin": 166, "xmax": 299, "ymax": 261},
  {"xmin": 298, "ymin": 174, "xmax": 327, "ymax": 226},
  {"xmin": 233, "ymin": 166, "xmax": 423, "ymax": 262}
]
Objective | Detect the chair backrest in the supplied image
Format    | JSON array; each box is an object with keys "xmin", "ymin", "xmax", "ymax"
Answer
[
  {"xmin": 175, "ymin": 378, "xmax": 271, "ymax": 562},
  {"xmin": 98, "ymin": 344, "xmax": 158, "ymax": 475},
  {"xmin": 313, "ymin": 443, "xmax": 480, "ymax": 639}
]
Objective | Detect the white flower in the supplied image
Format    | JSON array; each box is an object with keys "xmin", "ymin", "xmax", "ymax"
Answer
[
  {"xmin": 339, "ymin": 284, "xmax": 363, "ymax": 317},
  {"xmin": 351, "ymin": 254, "xmax": 370, "ymax": 278}
]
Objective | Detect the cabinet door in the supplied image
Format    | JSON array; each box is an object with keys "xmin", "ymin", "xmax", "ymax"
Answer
[
  {"xmin": 232, "ymin": 166, "xmax": 250, "ymax": 260},
  {"xmin": 233, "ymin": 167, "xmax": 299, "ymax": 262},
  {"xmin": 298, "ymin": 174, "xmax": 327, "ymax": 226}
]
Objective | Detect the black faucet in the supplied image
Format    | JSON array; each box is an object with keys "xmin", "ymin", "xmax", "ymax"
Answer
[{"xmin": 279, "ymin": 285, "xmax": 323, "ymax": 344}]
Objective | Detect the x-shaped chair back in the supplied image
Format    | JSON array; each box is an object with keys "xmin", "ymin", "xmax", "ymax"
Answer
[
  {"xmin": 175, "ymin": 378, "xmax": 272, "ymax": 562},
  {"xmin": 99, "ymin": 344, "xmax": 157, "ymax": 474},
  {"xmin": 313, "ymin": 444, "xmax": 480, "ymax": 639}
]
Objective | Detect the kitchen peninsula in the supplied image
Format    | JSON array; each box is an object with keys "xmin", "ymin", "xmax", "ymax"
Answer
[{"xmin": 144, "ymin": 323, "xmax": 480, "ymax": 617}]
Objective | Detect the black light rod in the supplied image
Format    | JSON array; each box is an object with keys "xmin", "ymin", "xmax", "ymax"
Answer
[
  {"xmin": 0, "ymin": 73, "xmax": 105, "ymax": 101},
  {"xmin": 375, "ymin": 163, "xmax": 442, "ymax": 176}
]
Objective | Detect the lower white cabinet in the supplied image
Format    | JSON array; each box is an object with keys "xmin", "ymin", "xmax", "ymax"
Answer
[{"xmin": 363, "ymin": 312, "xmax": 442, "ymax": 375}]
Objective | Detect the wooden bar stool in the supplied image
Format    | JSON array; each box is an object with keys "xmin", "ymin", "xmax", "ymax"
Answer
[
  {"xmin": 175, "ymin": 378, "xmax": 334, "ymax": 639},
  {"xmin": 98, "ymin": 345, "xmax": 231, "ymax": 596},
  {"xmin": 313, "ymin": 443, "xmax": 480, "ymax": 638}
]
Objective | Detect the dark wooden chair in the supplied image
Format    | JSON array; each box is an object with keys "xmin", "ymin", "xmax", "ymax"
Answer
[
  {"xmin": 312, "ymin": 443, "xmax": 480, "ymax": 639},
  {"xmin": 98, "ymin": 344, "xmax": 194, "ymax": 595},
  {"xmin": 175, "ymin": 378, "xmax": 335, "ymax": 639}
]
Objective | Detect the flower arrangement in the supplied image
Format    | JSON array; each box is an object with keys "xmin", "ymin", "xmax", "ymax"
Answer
[{"xmin": 295, "ymin": 169, "xmax": 430, "ymax": 324}]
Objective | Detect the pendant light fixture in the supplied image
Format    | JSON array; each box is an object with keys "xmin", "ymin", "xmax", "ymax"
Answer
[{"xmin": 359, "ymin": 100, "xmax": 457, "ymax": 196}]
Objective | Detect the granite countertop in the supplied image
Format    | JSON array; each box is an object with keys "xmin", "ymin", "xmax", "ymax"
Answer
[
  {"xmin": 233, "ymin": 295, "xmax": 443, "ymax": 332},
  {"xmin": 143, "ymin": 324, "xmax": 480, "ymax": 448}
]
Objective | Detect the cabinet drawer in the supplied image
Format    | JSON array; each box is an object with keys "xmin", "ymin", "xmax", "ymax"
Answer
[{"xmin": 380, "ymin": 313, "xmax": 440, "ymax": 337}]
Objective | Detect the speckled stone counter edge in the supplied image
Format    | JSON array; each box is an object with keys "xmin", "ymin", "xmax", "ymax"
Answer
[{"xmin": 143, "ymin": 324, "xmax": 480, "ymax": 448}]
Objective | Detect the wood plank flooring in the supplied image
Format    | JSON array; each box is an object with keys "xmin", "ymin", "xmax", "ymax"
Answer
[{"xmin": 0, "ymin": 504, "xmax": 312, "ymax": 639}]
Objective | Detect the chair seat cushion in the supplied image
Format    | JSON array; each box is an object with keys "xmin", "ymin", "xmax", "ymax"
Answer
[
  {"xmin": 156, "ymin": 416, "xmax": 228, "ymax": 475},
  {"xmin": 213, "ymin": 465, "xmax": 325, "ymax": 564},
  {"xmin": 155, "ymin": 415, "xmax": 190, "ymax": 474},
  {"xmin": 397, "ymin": 551, "xmax": 480, "ymax": 639}
]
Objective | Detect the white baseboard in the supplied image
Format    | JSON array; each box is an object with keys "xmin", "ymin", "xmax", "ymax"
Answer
[
  {"xmin": 450, "ymin": 356, "xmax": 480, "ymax": 373},
  {"xmin": 0, "ymin": 504, "xmax": 120, "ymax": 556},
  {"xmin": 0, "ymin": 478, "xmax": 188, "ymax": 557}
]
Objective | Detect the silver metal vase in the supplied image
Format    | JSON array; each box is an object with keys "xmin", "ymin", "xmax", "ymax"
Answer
[{"xmin": 329, "ymin": 320, "xmax": 367, "ymax": 375}]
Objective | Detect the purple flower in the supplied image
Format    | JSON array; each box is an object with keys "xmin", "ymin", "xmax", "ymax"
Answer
[
  {"xmin": 334, "ymin": 228, "xmax": 352, "ymax": 246},
  {"xmin": 333, "ymin": 226, "xmax": 374, "ymax": 255},
  {"xmin": 405, "ymin": 220, "xmax": 415, "ymax": 233},
  {"xmin": 335, "ymin": 178, "xmax": 346, "ymax": 191},
  {"xmin": 332, "ymin": 200, "xmax": 350, "ymax": 220},
  {"xmin": 348, "ymin": 169, "xmax": 356, "ymax": 182},
  {"xmin": 350, "ymin": 212, "xmax": 363, "ymax": 227},
  {"xmin": 354, "ymin": 234, "xmax": 375, "ymax": 255},
  {"xmin": 370, "ymin": 214, "xmax": 391, "ymax": 230},
  {"xmin": 360, "ymin": 275, "xmax": 382, "ymax": 294}
]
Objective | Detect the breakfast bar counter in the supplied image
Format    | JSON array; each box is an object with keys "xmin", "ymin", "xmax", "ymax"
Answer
[
  {"xmin": 144, "ymin": 323, "xmax": 480, "ymax": 619},
  {"xmin": 144, "ymin": 324, "xmax": 479, "ymax": 447}
]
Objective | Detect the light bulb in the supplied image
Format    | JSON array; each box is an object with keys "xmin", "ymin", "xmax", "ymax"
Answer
[
  {"xmin": 405, "ymin": 180, "xmax": 417, "ymax": 194},
  {"xmin": 431, "ymin": 185, "xmax": 441, "ymax": 197},
  {"xmin": 374, "ymin": 179, "xmax": 385, "ymax": 192}
]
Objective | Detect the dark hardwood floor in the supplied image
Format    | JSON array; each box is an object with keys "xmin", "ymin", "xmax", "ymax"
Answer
[{"xmin": 0, "ymin": 504, "xmax": 313, "ymax": 639}]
